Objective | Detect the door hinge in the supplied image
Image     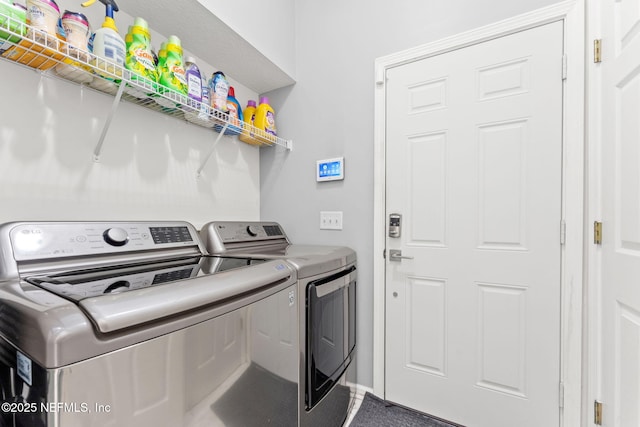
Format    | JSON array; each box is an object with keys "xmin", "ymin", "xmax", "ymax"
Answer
[
  {"xmin": 560, "ymin": 220, "xmax": 566, "ymax": 245},
  {"xmin": 594, "ymin": 221, "xmax": 603, "ymax": 245},
  {"xmin": 562, "ymin": 54, "xmax": 567, "ymax": 80},
  {"xmin": 594, "ymin": 400, "xmax": 603, "ymax": 425},
  {"xmin": 383, "ymin": 249, "xmax": 386, "ymax": 259},
  {"xmin": 559, "ymin": 382, "xmax": 564, "ymax": 408},
  {"xmin": 594, "ymin": 39, "xmax": 602, "ymax": 63}
]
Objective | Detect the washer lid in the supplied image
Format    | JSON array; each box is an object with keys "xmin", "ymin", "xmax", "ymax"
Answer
[
  {"xmin": 25, "ymin": 256, "xmax": 265, "ymax": 302},
  {"xmin": 25, "ymin": 256, "xmax": 291, "ymax": 333}
]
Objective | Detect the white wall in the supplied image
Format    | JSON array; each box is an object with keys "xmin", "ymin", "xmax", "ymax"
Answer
[
  {"xmin": 261, "ymin": 0, "xmax": 563, "ymax": 388},
  {"xmin": 0, "ymin": 1, "xmax": 261, "ymax": 227}
]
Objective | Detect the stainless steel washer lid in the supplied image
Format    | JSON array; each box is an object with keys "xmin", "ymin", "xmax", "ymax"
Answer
[{"xmin": 0, "ymin": 259, "xmax": 294, "ymax": 368}]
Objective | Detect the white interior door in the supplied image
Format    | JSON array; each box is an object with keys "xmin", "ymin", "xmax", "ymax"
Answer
[
  {"xmin": 384, "ymin": 22, "xmax": 564, "ymax": 427},
  {"xmin": 596, "ymin": 1, "xmax": 640, "ymax": 425}
]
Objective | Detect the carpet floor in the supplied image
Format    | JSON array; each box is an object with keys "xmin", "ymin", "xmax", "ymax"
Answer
[{"xmin": 349, "ymin": 393, "xmax": 461, "ymax": 427}]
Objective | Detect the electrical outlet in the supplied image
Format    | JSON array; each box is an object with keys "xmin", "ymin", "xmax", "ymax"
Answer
[{"xmin": 320, "ymin": 211, "xmax": 343, "ymax": 230}]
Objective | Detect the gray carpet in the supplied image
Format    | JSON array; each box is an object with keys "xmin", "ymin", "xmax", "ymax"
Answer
[{"xmin": 350, "ymin": 393, "xmax": 460, "ymax": 427}]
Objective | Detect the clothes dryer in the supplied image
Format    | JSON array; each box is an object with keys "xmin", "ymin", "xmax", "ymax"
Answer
[{"xmin": 200, "ymin": 221, "xmax": 357, "ymax": 427}]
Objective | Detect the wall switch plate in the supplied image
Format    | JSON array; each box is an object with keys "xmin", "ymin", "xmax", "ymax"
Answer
[{"xmin": 320, "ymin": 211, "xmax": 343, "ymax": 230}]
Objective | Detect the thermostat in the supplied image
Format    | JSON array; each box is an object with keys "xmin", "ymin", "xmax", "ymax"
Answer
[{"xmin": 316, "ymin": 157, "xmax": 344, "ymax": 182}]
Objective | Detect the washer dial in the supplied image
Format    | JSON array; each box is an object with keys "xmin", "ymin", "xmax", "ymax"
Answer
[{"xmin": 103, "ymin": 228, "xmax": 129, "ymax": 246}]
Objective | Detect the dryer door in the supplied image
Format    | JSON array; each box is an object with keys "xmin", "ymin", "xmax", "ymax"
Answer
[{"xmin": 305, "ymin": 265, "xmax": 356, "ymax": 409}]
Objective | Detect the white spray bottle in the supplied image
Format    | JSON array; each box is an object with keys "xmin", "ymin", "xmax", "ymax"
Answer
[{"xmin": 82, "ymin": 0, "xmax": 125, "ymax": 78}]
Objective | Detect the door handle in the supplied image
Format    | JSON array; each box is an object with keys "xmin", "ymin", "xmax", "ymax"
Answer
[{"xmin": 389, "ymin": 249, "xmax": 413, "ymax": 261}]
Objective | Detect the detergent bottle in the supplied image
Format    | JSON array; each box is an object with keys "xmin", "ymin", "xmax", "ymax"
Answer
[
  {"xmin": 198, "ymin": 72, "xmax": 210, "ymax": 121},
  {"xmin": 183, "ymin": 58, "xmax": 206, "ymax": 123},
  {"xmin": 0, "ymin": 0, "xmax": 26, "ymax": 45},
  {"xmin": 209, "ymin": 71, "xmax": 229, "ymax": 112},
  {"xmin": 253, "ymin": 96, "xmax": 277, "ymax": 144},
  {"xmin": 239, "ymin": 99, "xmax": 258, "ymax": 145},
  {"xmin": 53, "ymin": 10, "xmax": 92, "ymax": 83},
  {"xmin": 81, "ymin": 0, "xmax": 125, "ymax": 79},
  {"xmin": 153, "ymin": 41, "xmax": 178, "ymax": 108},
  {"xmin": 3, "ymin": 0, "xmax": 63, "ymax": 70},
  {"xmin": 214, "ymin": 86, "xmax": 243, "ymax": 135},
  {"xmin": 158, "ymin": 35, "xmax": 187, "ymax": 97},
  {"xmin": 25, "ymin": 0, "xmax": 60, "ymax": 46},
  {"xmin": 124, "ymin": 17, "xmax": 158, "ymax": 93},
  {"xmin": 0, "ymin": 0, "xmax": 26, "ymax": 54},
  {"xmin": 184, "ymin": 56, "xmax": 202, "ymax": 109}
]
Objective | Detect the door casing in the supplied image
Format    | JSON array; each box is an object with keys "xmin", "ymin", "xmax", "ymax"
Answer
[{"xmin": 372, "ymin": 1, "xmax": 585, "ymax": 426}]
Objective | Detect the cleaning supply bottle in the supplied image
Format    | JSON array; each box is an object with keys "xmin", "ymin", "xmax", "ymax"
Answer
[
  {"xmin": 54, "ymin": 10, "xmax": 92, "ymax": 84},
  {"xmin": 239, "ymin": 99, "xmax": 258, "ymax": 145},
  {"xmin": 0, "ymin": 0, "xmax": 26, "ymax": 42},
  {"xmin": 3, "ymin": 0, "xmax": 64, "ymax": 70},
  {"xmin": 25, "ymin": 0, "xmax": 61, "ymax": 46},
  {"xmin": 0, "ymin": 0, "xmax": 26, "ymax": 54},
  {"xmin": 214, "ymin": 86, "xmax": 243, "ymax": 135},
  {"xmin": 198, "ymin": 72, "xmax": 210, "ymax": 121},
  {"xmin": 153, "ymin": 41, "xmax": 178, "ymax": 108},
  {"xmin": 209, "ymin": 71, "xmax": 229, "ymax": 113},
  {"xmin": 183, "ymin": 58, "xmax": 205, "ymax": 123},
  {"xmin": 124, "ymin": 17, "xmax": 158, "ymax": 92},
  {"xmin": 184, "ymin": 56, "xmax": 202, "ymax": 110},
  {"xmin": 81, "ymin": 0, "xmax": 125, "ymax": 79},
  {"xmin": 253, "ymin": 96, "xmax": 277, "ymax": 144},
  {"xmin": 158, "ymin": 35, "xmax": 187, "ymax": 97}
]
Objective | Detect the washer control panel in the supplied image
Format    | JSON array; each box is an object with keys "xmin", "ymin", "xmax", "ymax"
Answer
[{"xmin": 7, "ymin": 222, "xmax": 200, "ymax": 261}]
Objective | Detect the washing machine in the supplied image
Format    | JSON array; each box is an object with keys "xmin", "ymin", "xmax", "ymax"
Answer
[
  {"xmin": 0, "ymin": 221, "xmax": 298, "ymax": 427},
  {"xmin": 200, "ymin": 221, "xmax": 357, "ymax": 427}
]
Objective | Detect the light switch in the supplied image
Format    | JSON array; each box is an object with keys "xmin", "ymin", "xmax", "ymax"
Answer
[{"xmin": 320, "ymin": 211, "xmax": 343, "ymax": 230}]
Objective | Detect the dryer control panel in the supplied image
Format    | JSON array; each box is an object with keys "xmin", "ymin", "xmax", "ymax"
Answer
[{"xmin": 200, "ymin": 221, "xmax": 290, "ymax": 254}]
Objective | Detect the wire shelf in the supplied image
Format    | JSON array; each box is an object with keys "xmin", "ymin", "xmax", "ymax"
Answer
[{"xmin": 0, "ymin": 10, "xmax": 293, "ymax": 154}]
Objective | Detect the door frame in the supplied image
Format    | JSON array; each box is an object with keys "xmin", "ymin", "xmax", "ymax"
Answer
[{"xmin": 372, "ymin": 1, "xmax": 585, "ymax": 426}]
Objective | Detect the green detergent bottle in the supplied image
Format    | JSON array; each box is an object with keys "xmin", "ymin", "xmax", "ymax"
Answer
[
  {"xmin": 158, "ymin": 35, "xmax": 187, "ymax": 99},
  {"xmin": 153, "ymin": 41, "xmax": 178, "ymax": 109},
  {"xmin": 124, "ymin": 17, "xmax": 157, "ymax": 97}
]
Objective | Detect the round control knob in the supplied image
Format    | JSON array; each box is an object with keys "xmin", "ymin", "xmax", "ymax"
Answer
[
  {"xmin": 103, "ymin": 227, "xmax": 129, "ymax": 247},
  {"xmin": 246, "ymin": 225, "xmax": 260, "ymax": 237}
]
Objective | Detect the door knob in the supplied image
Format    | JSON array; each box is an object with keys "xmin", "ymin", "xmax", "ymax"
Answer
[{"xmin": 389, "ymin": 249, "xmax": 413, "ymax": 261}]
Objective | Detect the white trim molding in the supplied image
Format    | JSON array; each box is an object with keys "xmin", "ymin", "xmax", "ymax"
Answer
[{"xmin": 373, "ymin": 2, "xmax": 585, "ymax": 427}]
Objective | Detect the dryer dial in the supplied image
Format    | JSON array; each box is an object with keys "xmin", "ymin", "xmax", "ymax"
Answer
[{"xmin": 246, "ymin": 225, "xmax": 260, "ymax": 237}]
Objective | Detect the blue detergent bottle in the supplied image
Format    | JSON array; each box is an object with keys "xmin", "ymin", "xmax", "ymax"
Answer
[{"xmin": 214, "ymin": 86, "xmax": 243, "ymax": 135}]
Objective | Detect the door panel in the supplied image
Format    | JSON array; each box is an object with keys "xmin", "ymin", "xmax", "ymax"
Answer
[
  {"xmin": 599, "ymin": 1, "xmax": 640, "ymax": 425},
  {"xmin": 385, "ymin": 21, "xmax": 564, "ymax": 427}
]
